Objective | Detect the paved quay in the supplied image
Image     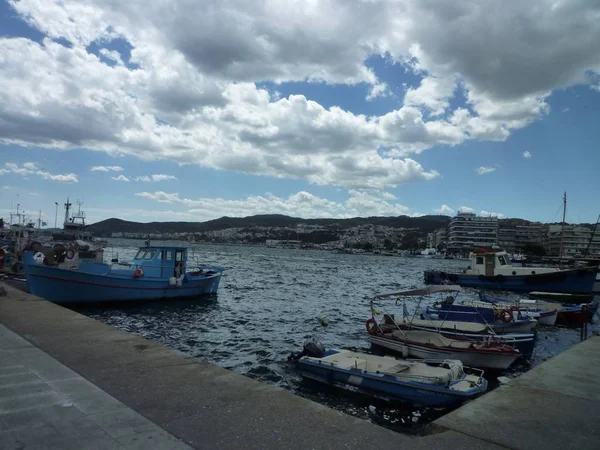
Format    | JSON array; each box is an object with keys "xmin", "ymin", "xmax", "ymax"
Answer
[
  {"xmin": 433, "ymin": 333, "xmax": 600, "ymax": 450},
  {"xmin": 0, "ymin": 284, "xmax": 598, "ymax": 449}
]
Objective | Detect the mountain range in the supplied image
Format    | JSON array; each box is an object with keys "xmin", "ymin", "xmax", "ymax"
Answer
[{"xmin": 87, "ymin": 214, "xmax": 452, "ymax": 236}]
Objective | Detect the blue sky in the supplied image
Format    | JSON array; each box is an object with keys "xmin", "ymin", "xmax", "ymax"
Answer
[{"xmin": 1, "ymin": 1, "xmax": 600, "ymax": 225}]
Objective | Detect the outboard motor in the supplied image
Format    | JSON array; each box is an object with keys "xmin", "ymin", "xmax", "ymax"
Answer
[
  {"xmin": 303, "ymin": 339, "xmax": 325, "ymax": 358},
  {"xmin": 288, "ymin": 339, "xmax": 325, "ymax": 361}
]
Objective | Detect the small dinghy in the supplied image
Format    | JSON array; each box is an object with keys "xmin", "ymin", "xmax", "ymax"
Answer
[{"xmin": 290, "ymin": 341, "xmax": 487, "ymax": 407}]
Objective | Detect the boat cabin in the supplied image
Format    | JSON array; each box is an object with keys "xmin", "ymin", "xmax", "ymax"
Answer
[
  {"xmin": 468, "ymin": 249, "xmax": 557, "ymax": 277},
  {"xmin": 129, "ymin": 246, "xmax": 188, "ymax": 278}
]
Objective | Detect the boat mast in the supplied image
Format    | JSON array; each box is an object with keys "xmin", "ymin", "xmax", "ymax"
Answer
[
  {"xmin": 583, "ymin": 214, "xmax": 600, "ymax": 258},
  {"xmin": 558, "ymin": 191, "xmax": 567, "ymax": 260},
  {"xmin": 64, "ymin": 198, "xmax": 72, "ymax": 225}
]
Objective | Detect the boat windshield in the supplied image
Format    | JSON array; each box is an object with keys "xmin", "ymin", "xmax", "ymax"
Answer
[
  {"xmin": 134, "ymin": 249, "xmax": 157, "ymax": 260},
  {"xmin": 498, "ymin": 255, "xmax": 508, "ymax": 265}
]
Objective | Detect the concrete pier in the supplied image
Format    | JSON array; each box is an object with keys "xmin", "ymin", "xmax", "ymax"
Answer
[
  {"xmin": 1, "ymin": 284, "xmax": 598, "ymax": 449},
  {"xmin": 433, "ymin": 333, "xmax": 600, "ymax": 449}
]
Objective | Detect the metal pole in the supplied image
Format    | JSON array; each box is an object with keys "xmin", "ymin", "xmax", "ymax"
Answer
[
  {"xmin": 54, "ymin": 202, "xmax": 58, "ymax": 228},
  {"xmin": 558, "ymin": 191, "xmax": 566, "ymax": 260}
]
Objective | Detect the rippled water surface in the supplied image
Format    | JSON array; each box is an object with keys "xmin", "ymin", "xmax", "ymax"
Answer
[{"xmin": 77, "ymin": 239, "xmax": 599, "ymax": 433}]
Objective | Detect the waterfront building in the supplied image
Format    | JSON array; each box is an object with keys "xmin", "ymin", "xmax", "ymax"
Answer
[
  {"xmin": 447, "ymin": 212, "xmax": 498, "ymax": 252},
  {"xmin": 427, "ymin": 228, "xmax": 448, "ymax": 249},
  {"xmin": 545, "ymin": 224, "xmax": 600, "ymax": 257}
]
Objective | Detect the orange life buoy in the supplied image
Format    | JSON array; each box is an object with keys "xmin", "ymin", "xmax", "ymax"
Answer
[
  {"xmin": 366, "ymin": 317, "xmax": 379, "ymax": 335},
  {"xmin": 133, "ymin": 268, "xmax": 144, "ymax": 279},
  {"xmin": 499, "ymin": 309, "xmax": 513, "ymax": 323}
]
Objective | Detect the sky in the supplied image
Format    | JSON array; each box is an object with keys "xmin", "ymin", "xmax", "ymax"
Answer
[{"xmin": 1, "ymin": 0, "xmax": 600, "ymax": 226}]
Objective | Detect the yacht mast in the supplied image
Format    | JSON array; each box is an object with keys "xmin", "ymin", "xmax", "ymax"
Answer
[{"xmin": 558, "ymin": 191, "xmax": 567, "ymax": 259}]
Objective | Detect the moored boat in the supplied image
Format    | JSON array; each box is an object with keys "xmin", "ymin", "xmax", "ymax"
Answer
[
  {"xmin": 24, "ymin": 245, "xmax": 223, "ymax": 304},
  {"xmin": 425, "ymin": 303, "xmax": 538, "ymax": 334},
  {"xmin": 367, "ymin": 286, "xmax": 521, "ymax": 370},
  {"xmin": 290, "ymin": 342, "xmax": 487, "ymax": 407},
  {"xmin": 481, "ymin": 293, "xmax": 598, "ymax": 327},
  {"xmin": 405, "ymin": 318, "xmax": 536, "ymax": 357},
  {"xmin": 424, "ymin": 249, "xmax": 597, "ymax": 294},
  {"xmin": 468, "ymin": 293, "xmax": 558, "ymax": 326}
]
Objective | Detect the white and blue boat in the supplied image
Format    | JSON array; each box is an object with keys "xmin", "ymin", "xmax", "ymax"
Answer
[
  {"xmin": 424, "ymin": 303, "xmax": 537, "ymax": 334},
  {"xmin": 23, "ymin": 245, "xmax": 223, "ymax": 304},
  {"xmin": 424, "ymin": 249, "xmax": 597, "ymax": 294},
  {"xmin": 293, "ymin": 344, "xmax": 487, "ymax": 407}
]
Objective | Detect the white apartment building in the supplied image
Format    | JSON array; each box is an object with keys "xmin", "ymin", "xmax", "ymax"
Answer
[
  {"xmin": 447, "ymin": 212, "xmax": 498, "ymax": 252},
  {"xmin": 545, "ymin": 224, "xmax": 600, "ymax": 257}
]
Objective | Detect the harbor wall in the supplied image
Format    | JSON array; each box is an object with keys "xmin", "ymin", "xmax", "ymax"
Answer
[{"xmin": 0, "ymin": 285, "xmax": 497, "ymax": 449}]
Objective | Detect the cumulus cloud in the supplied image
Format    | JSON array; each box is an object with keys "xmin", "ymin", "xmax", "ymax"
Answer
[
  {"xmin": 111, "ymin": 175, "xmax": 130, "ymax": 182},
  {"xmin": 434, "ymin": 204, "xmax": 455, "ymax": 215},
  {"xmin": 135, "ymin": 189, "xmax": 413, "ymax": 220},
  {"xmin": 1, "ymin": 0, "xmax": 600, "ymax": 190},
  {"xmin": 90, "ymin": 166, "xmax": 124, "ymax": 172},
  {"xmin": 458, "ymin": 206, "xmax": 475, "ymax": 213},
  {"xmin": 134, "ymin": 174, "xmax": 177, "ymax": 182},
  {"xmin": 1, "ymin": 162, "xmax": 78, "ymax": 183},
  {"xmin": 480, "ymin": 210, "xmax": 504, "ymax": 218},
  {"xmin": 523, "ymin": 151, "xmax": 532, "ymax": 159},
  {"xmin": 475, "ymin": 166, "xmax": 496, "ymax": 175}
]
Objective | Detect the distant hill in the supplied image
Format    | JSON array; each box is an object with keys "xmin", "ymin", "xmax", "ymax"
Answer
[{"xmin": 87, "ymin": 214, "xmax": 452, "ymax": 236}]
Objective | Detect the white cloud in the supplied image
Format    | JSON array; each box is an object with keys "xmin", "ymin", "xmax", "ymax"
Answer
[
  {"xmin": 90, "ymin": 166, "xmax": 124, "ymax": 172},
  {"xmin": 1, "ymin": 162, "xmax": 78, "ymax": 183},
  {"xmin": 366, "ymin": 82, "xmax": 390, "ymax": 101},
  {"xmin": 134, "ymin": 174, "xmax": 177, "ymax": 182},
  {"xmin": 135, "ymin": 189, "xmax": 413, "ymax": 220},
  {"xmin": 111, "ymin": 175, "xmax": 130, "ymax": 182},
  {"xmin": 1, "ymin": 0, "xmax": 599, "ymax": 190},
  {"xmin": 37, "ymin": 171, "xmax": 79, "ymax": 183},
  {"xmin": 475, "ymin": 166, "xmax": 496, "ymax": 175},
  {"xmin": 523, "ymin": 151, "xmax": 532, "ymax": 159},
  {"xmin": 458, "ymin": 206, "xmax": 475, "ymax": 213},
  {"xmin": 434, "ymin": 204, "xmax": 455, "ymax": 215},
  {"xmin": 480, "ymin": 210, "xmax": 504, "ymax": 218}
]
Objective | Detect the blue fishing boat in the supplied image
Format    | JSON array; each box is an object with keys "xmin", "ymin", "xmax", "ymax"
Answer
[
  {"xmin": 290, "ymin": 342, "xmax": 487, "ymax": 407},
  {"xmin": 23, "ymin": 245, "xmax": 223, "ymax": 304},
  {"xmin": 424, "ymin": 303, "xmax": 537, "ymax": 334},
  {"xmin": 424, "ymin": 249, "xmax": 597, "ymax": 294}
]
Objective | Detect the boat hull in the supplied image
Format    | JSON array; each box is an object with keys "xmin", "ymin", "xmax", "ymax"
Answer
[
  {"xmin": 424, "ymin": 307, "xmax": 537, "ymax": 334},
  {"xmin": 424, "ymin": 268, "xmax": 597, "ymax": 294},
  {"xmin": 369, "ymin": 335, "xmax": 519, "ymax": 370},
  {"xmin": 25, "ymin": 265, "xmax": 221, "ymax": 304},
  {"xmin": 406, "ymin": 324, "xmax": 535, "ymax": 357},
  {"xmin": 298, "ymin": 360, "xmax": 485, "ymax": 407}
]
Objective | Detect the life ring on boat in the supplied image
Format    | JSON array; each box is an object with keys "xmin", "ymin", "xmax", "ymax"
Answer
[
  {"xmin": 133, "ymin": 268, "xmax": 144, "ymax": 279},
  {"xmin": 365, "ymin": 318, "xmax": 379, "ymax": 335},
  {"xmin": 65, "ymin": 249, "xmax": 75, "ymax": 260},
  {"xmin": 499, "ymin": 309, "xmax": 513, "ymax": 323}
]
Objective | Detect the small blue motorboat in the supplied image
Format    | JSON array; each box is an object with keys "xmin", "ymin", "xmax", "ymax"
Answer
[
  {"xmin": 425, "ymin": 302, "xmax": 537, "ymax": 334},
  {"xmin": 23, "ymin": 245, "xmax": 224, "ymax": 304},
  {"xmin": 290, "ymin": 341, "xmax": 487, "ymax": 407}
]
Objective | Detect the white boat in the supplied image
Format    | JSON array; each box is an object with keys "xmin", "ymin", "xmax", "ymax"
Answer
[
  {"xmin": 462, "ymin": 296, "xmax": 558, "ymax": 327},
  {"xmin": 368, "ymin": 286, "xmax": 521, "ymax": 370},
  {"xmin": 369, "ymin": 326, "xmax": 520, "ymax": 370}
]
